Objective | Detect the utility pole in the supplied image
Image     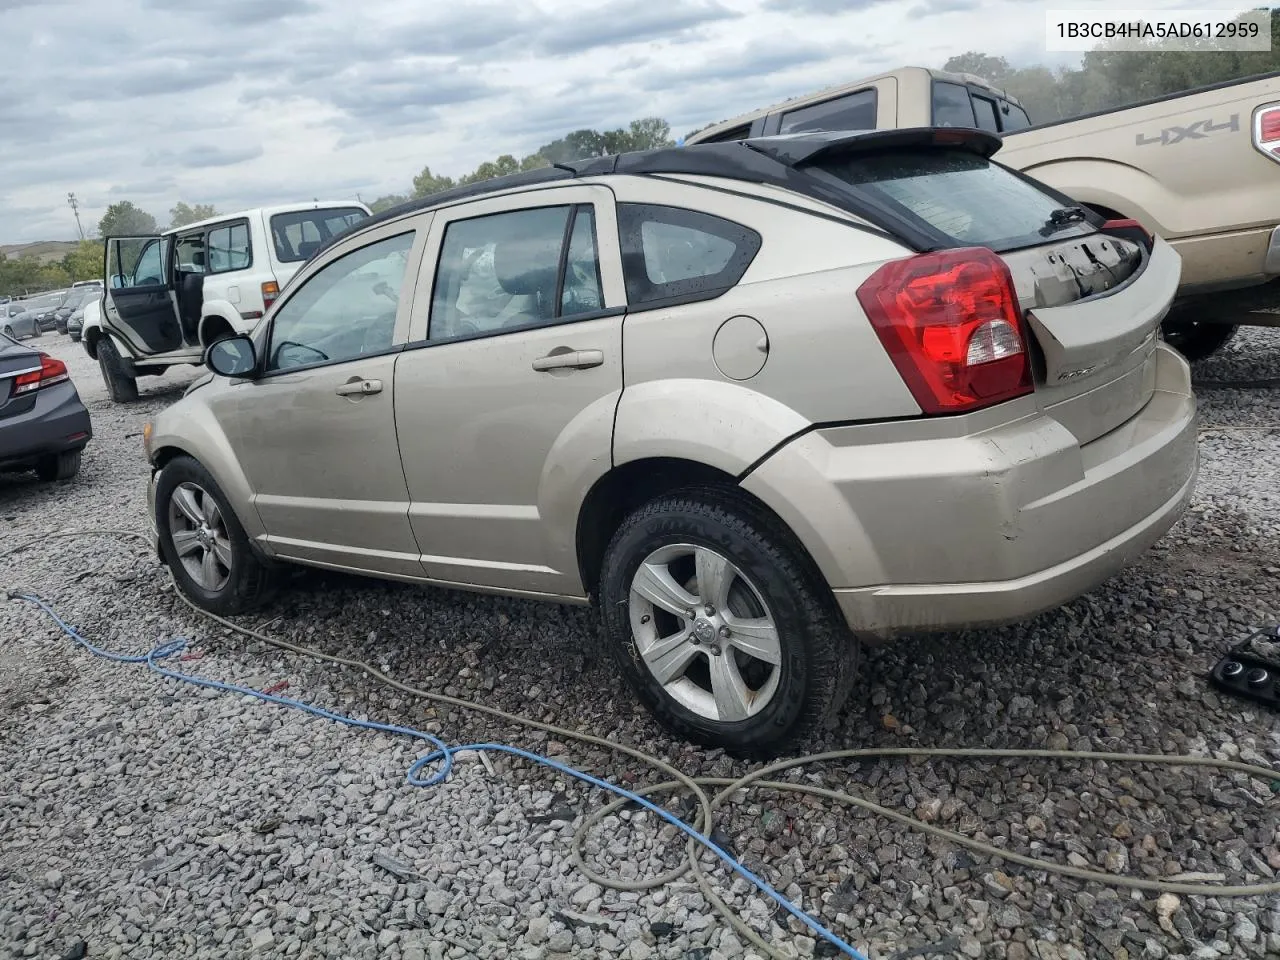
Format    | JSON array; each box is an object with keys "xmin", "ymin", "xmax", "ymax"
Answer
[{"xmin": 67, "ymin": 193, "xmax": 85, "ymax": 240}]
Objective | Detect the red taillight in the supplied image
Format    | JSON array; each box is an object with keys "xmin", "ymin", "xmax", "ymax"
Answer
[
  {"xmin": 1255, "ymin": 104, "xmax": 1280, "ymax": 162},
  {"xmin": 856, "ymin": 247, "xmax": 1033, "ymax": 415},
  {"xmin": 261, "ymin": 281, "xmax": 280, "ymax": 310},
  {"xmin": 13, "ymin": 354, "xmax": 70, "ymax": 396},
  {"xmin": 1101, "ymin": 218, "xmax": 1154, "ymax": 252}
]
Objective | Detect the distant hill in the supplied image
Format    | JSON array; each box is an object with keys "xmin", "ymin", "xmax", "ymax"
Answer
[{"xmin": 0, "ymin": 240, "xmax": 79, "ymax": 264}]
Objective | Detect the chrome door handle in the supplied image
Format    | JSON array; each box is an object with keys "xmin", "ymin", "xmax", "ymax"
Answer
[
  {"xmin": 335, "ymin": 378, "xmax": 383, "ymax": 396},
  {"xmin": 531, "ymin": 349, "xmax": 604, "ymax": 372}
]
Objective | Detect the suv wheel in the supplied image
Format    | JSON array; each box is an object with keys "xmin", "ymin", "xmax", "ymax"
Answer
[
  {"xmin": 156, "ymin": 455, "xmax": 276, "ymax": 615},
  {"xmin": 35, "ymin": 450, "xmax": 81, "ymax": 482},
  {"xmin": 598, "ymin": 488, "xmax": 858, "ymax": 757},
  {"xmin": 97, "ymin": 337, "xmax": 139, "ymax": 402}
]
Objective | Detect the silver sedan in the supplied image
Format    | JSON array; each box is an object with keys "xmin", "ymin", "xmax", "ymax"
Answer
[{"xmin": 1, "ymin": 304, "xmax": 40, "ymax": 341}]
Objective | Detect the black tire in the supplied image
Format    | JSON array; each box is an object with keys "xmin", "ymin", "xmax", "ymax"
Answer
[
  {"xmin": 1161, "ymin": 315, "xmax": 1238, "ymax": 362},
  {"xmin": 97, "ymin": 337, "xmax": 139, "ymax": 403},
  {"xmin": 598, "ymin": 487, "xmax": 859, "ymax": 758},
  {"xmin": 2, "ymin": 325, "xmax": 13, "ymax": 339},
  {"xmin": 156, "ymin": 455, "xmax": 276, "ymax": 616},
  {"xmin": 35, "ymin": 449, "xmax": 81, "ymax": 482}
]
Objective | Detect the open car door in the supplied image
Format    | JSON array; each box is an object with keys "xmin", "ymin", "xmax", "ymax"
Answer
[{"xmin": 102, "ymin": 235, "xmax": 183, "ymax": 356}]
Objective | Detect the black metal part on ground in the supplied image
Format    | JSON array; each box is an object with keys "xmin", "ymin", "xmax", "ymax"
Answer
[{"xmin": 1209, "ymin": 625, "xmax": 1280, "ymax": 709}]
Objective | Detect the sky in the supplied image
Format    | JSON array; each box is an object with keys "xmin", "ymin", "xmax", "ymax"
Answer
[{"xmin": 0, "ymin": 0, "xmax": 1252, "ymax": 243}]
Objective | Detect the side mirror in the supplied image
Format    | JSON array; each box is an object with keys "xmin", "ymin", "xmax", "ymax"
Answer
[{"xmin": 206, "ymin": 335, "xmax": 257, "ymax": 378}]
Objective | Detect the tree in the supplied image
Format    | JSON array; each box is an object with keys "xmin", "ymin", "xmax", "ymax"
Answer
[
  {"xmin": 98, "ymin": 201, "xmax": 158, "ymax": 238},
  {"xmin": 369, "ymin": 194, "xmax": 410, "ymax": 213},
  {"xmin": 459, "ymin": 154, "xmax": 520, "ymax": 186},
  {"xmin": 411, "ymin": 166, "xmax": 457, "ymax": 199},
  {"xmin": 61, "ymin": 239, "xmax": 105, "ymax": 283},
  {"xmin": 0, "ymin": 254, "xmax": 70, "ymax": 298},
  {"xmin": 169, "ymin": 202, "xmax": 217, "ymax": 229},
  {"xmin": 943, "ymin": 52, "xmax": 1012, "ymax": 84}
]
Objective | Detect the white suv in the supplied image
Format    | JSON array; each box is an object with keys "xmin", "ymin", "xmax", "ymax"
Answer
[{"xmin": 91, "ymin": 201, "xmax": 370, "ymax": 401}]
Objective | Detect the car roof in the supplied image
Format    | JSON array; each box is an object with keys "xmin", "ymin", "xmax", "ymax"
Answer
[
  {"xmin": 164, "ymin": 200, "xmax": 372, "ymax": 237},
  {"xmin": 306, "ymin": 127, "xmax": 1001, "ymax": 263},
  {"xmin": 687, "ymin": 66, "xmax": 1024, "ymax": 144}
]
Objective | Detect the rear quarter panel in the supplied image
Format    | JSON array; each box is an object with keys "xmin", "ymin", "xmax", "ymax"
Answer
[
  {"xmin": 605, "ymin": 177, "xmax": 922, "ymax": 477},
  {"xmin": 997, "ymin": 74, "xmax": 1280, "ymax": 287}
]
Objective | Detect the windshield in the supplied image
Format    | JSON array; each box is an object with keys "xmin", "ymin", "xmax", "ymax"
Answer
[
  {"xmin": 812, "ymin": 147, "xmax": 1093, "ymax": 252},
  {"xmin": 270, "ymin": 207, "xmax": 370, "ymax": 263}
]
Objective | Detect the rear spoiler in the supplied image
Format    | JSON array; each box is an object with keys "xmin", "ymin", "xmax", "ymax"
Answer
[{"xmin": 743, "ymin": 127, "xmax": 1003, "ymax": 166}]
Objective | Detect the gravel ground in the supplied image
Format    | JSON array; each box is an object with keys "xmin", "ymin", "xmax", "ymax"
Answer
[{"xmin": 2, "ymin": 329, "xmax": 1279, "ymax": 960}]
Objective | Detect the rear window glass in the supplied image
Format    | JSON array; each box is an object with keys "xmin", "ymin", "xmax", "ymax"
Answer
[
  {"xmin": 813, "ymin": 148, "xmax": 1092, "ymax": 252},
  {"xmin": 971, "ymin": 96, "xmax": 1000, "ymax": 133},
  {"xmin": 779, "ymin": 89, "xmax": 877, "ymax": 136},
  {"xmin": 270, "ymin": 207, "xmax": 369, "ymax": 263}
]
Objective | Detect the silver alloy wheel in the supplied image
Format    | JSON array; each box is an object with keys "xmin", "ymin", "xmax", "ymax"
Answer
[
  {"xmin": 167, "ymin": 481, "xmax": 233, "ymax": 592},
  {"xmin": 628, "ymin": 543, "xmax": 782, "ymax": 722}
]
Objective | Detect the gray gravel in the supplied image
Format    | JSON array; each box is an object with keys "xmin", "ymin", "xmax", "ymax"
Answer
[{"xmin": 2, "ymin": 329, "xmax": 1279, "ymax": 960}]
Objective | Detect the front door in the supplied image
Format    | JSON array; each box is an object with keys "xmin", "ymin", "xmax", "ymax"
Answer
[
  {"xmin": 220, "ymin": 222, "xmax": 428, "ymax": 577},
  {"xmin": 394, "ymin": 186, "xmax": 626, "ymax": 597},
  {"xmin": 103, "ymin": 235, "xmax": 183, "ymax": 356}
]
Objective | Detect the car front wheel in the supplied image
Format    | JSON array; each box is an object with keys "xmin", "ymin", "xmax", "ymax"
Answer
[
  {"xmin": 156, "ymin": 455, "xmax": 275, "ymax": 615},
  {"xmin": 598, "ymin": 488, "xmax": 858, "ymax": 758}
]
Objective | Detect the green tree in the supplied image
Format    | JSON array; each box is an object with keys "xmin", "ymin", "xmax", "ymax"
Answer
[
  {"xmin": 943, "ymin": 52, "xmax": 1012, "ymax": 84},
  {"xmin": 98, "ymin": 201, "xmax": 158, "ymax": 238},
  {"xmin": 411, "ymin": 166, "xmax": 457, "ymax": 199},
  {"xmin": 460, "ymin": 154, "xmax": 521, "ymax": 185},
  {"xmin": 61, "ymin": 239, "xmax": 106, "ymax": 282},
  {"xmin": 169, "ymin": 202, "xmax": 217, "ymax": 229},
  {"xmin": 520, "ymin": 153, "xmax": 550, "ymax": 171},
  {"xmin": 0, "ymin": 254, "xmax": 70, "ymax": 297},
  {"xmin": 369, "ymin": 194, "xmax": 410, "ymax": 213}
]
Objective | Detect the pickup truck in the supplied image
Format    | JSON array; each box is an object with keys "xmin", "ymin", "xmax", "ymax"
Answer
[{"xmin": 686, "ymin": 66, "xmax": 1280, "ymax": 360}]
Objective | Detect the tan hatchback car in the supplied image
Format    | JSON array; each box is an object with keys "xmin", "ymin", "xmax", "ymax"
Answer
[{"xmin": 141, "ymin": 129, "xmax": 1198, "ymax": 755}]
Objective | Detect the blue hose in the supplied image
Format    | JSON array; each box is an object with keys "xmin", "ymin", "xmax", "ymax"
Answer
[{"xmin": 14, "ymin": 592, "xmax": 868, "ymax": 960}]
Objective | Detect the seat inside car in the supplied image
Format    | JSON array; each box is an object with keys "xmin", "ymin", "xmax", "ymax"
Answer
[
  {"xmin": 179, "ymin": 250, "xmax": 205, "ymax": 342},
  {"xmin": 492, "ymin": 230, "xmax": 559, "ymax": 324}
]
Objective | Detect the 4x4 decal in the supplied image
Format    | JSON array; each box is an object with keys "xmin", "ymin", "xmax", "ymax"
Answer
[{"xmin": 1136, "ymin": 114, "xmax": 1239, "ymax": 146}]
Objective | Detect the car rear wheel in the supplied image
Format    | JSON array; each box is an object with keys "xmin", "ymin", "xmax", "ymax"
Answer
[
  {"xmin": 97, "ymin": 337, "xmax": 139, "ymax": 403},
  {"xmin": 35, "ymin": 450, "xmax": 81, "ymax": 482},
  {"xmin": 156, "ymin": 455, "xmax": 276, "ymax": 615},
  {"xmin": 598, "ymin": 487, "xmax": 858, "ymax": 757}
]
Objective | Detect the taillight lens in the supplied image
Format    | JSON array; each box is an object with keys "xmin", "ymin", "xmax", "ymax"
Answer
[
  {"xmin": 13, "ymin": 354, "xmax": 70, "ymax": 395},
  {"xmin": 1101, "ymin": 218, "xmax": 1154, "ymax": 253},
  {"xmin": 261, "ymin": 281, "xmax": 280, "ymax": 310},
  {"xmin": 856, "ymin": 247, "xmax": 1033, "ymax": 415},
  {"xmin": 1255, "ymin": 103, "xmax": 1280, "ymax": 162}
]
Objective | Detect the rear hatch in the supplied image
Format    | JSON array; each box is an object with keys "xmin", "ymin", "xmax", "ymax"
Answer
[{"xmin": 786, "ymin": 131, "xmax": 1179, "ymax": 444}]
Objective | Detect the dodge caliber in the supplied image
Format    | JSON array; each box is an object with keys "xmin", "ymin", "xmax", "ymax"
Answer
[{"xmin": 136, "ymin": 129, "xmax": 1198, "ymax": 755}]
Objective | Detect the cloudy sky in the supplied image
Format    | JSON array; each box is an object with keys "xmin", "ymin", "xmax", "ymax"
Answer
[{"xmin": 0, "ymin": 0, "xmax": 1245, "ymax": 243}]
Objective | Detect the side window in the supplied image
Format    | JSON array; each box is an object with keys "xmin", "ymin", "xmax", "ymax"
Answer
[
  {"xmin": 429, "ymin": 203, "xmax": 603, "ymax": 341},
  {"xmin": 207, "ymin": 222, "xmax": 251, "ymax": 273},
  {"xmin": 266, "ymin": 231, "xmax": 415, "ymax": 372},
  {"xmin": 697, "ymin": 123, "xmax": 752, "ymax": 144},
  {"xmin": 109, "ymin": 238, "xmax": 165, "ymax": 288},
  {"xmin": 778, "ymin": 89, "xmax": 877, "ymax": 136},
  {"xmin": 999, "ymin": 99, "xmax": 1032, "ymax": 131},
  {"xmin": 561, "ymin": 208, "xmax": 603, "ymax": 316},
  {"xmin": 176, "ymin": 234, "xmax": 208, "ymax": 274},
  {"xmin": 932, "ymin": 81, "xmax": 977, "ymax": 128},
  {"xmin": 617, "ymin": 203, "xmax": 762, "ymax": 306},
  {"xmin": 971, "ymin": 95, "xmax": 1001, "ymax": 134}
]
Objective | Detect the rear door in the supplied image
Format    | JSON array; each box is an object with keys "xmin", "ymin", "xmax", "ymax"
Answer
[
  {"xmin": 393, "ymin": 185, "xmax": 625, "ymax": 597},
  {"xmin": 103, "ymin": 235, "xmax": 183, "ymax": 356}
]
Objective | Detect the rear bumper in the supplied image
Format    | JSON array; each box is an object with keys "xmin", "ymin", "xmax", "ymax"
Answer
[
  {"xmin": 745, "ymin": 343, "xmax": 1198, "ymax": 640},
  {"xmin": 0, "ymin": 383, "xmax": 92, "ymax": 469}
]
